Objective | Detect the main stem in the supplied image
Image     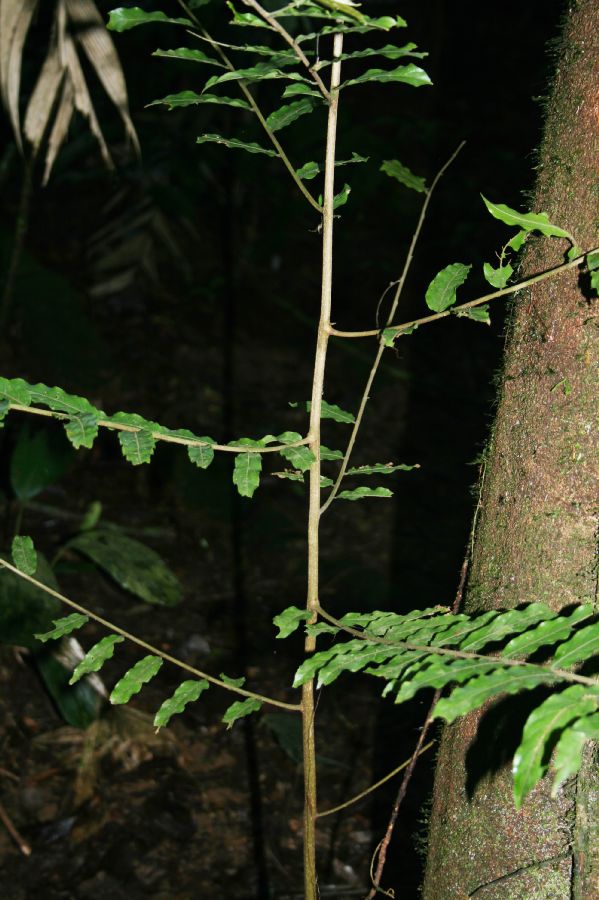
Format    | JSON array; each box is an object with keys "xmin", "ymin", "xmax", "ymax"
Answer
[{"xmin": 302, "ymin": 32, "xmax": 343, "ymax": 900}]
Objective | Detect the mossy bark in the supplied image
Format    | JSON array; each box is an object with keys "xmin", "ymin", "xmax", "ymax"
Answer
[{"xmin": 423, "ymin": 2, "xmax": 598, "ymax": 897}]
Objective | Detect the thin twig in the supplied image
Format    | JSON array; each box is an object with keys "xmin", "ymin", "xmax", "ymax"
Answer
[
  {"xmin": 0, "ymin": 557, "xmax": 301, "ymax": 712},
  {"xmin": 0, "ymin": 800, "xmax": 31, "ymax": 856},
  {"xmin": 6, "ymin": 404, "xmax": 309, "ymax": 455},
  {"xmin": 317, "ymin": 739, "xmax": 434, "ymax": 818},
  {"xmin": 329, "ymin": 248, "xmax": 597, "ymax": 339},
  {"xmin": 240, "ymin": 0, "xmax": 331, "ymax": 101},
  {"xmin": 177, "ymin": 0, "xmax": 322, "ymax": 212},
  {"xmin": 320, "ymin": 142, "xmax": 465, "ymax": 514}
]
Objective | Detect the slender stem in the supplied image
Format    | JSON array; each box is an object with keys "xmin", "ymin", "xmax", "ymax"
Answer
[
  {"xmin": 302, "ymin": 32, "xmax": 344, "ymax": 900},
  {"xmin": 0, "ymin": 557, "xmax": 301, "ymax": 711},
  {"xmin": 329, "ymin": 248, "xmax": 597, "ymax": 339},
  {"xmin": 178, "ymin": 1, "xmax": 322, "ymax": 212},
  {"xmin": 5, "ymin": 404, "xmax": 309, "ymax": 454},
  {"xmin": 320, "ymin": 143, "xmax": 465, "ymax": 514},
  {"xmin": 316, "ymin": 739, "xmax": 434, "ymax": 818},
  {"xmin": 240, "ymin": 0, "xmax": 331, "ymax": 101},
  {"xmin": 315, "ymin": 603, "xmax": 598, "ymax": 687},
  {"xmin": 0, "ymin": 800, "xmax": 31, "ymax": 856}
]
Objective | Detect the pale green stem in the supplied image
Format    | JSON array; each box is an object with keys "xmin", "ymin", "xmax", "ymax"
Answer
[{"xmin": 302, "ymin": 31, "xmax": 344, "ymax": 900}]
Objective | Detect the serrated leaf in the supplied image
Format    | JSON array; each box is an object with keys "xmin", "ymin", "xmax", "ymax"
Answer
[
  {"xmin": 320, "ymin": 445, "xmax": 343, "ymax": 461},
  {"xmin": 513, "ymin": 685, "xmax": 599, "ymax": 807},
  {"xmin": 273, "ymin": 469, "xmax": 304, "ymax": 482},
  {"xmin": 154, "ymin": 680, "xmax": 209, "ymax": 729},
  {"xmin": 337, "ymin": 486, "xmax": 393, "ymax": 501},
  {"xmin": 233, "ymin": 452, "xmax": 262, "ymax": 498},
  {"xmin": 459, "ymin": 604, "xmax": 557, "ymax": 652},
  {"xmin": 551, "ymin": 713, "xmax": 599, "ymax": 796},
  {"xmin": 188, "ymin": 437, "xmax": 215, "ymax": 469},
  {"xmin": 223, "ymin": 697, "xmax": 262, "ymax": 728},
  {"xmin": 425, "ymin": 263, "xmax": 471, "ymax": 312},
  {"xmin": 314, "ymin": 400, "xmax": 355, "ymax": 423},
  {"xmin": 204, "ymin": 63, "xmax": 306, "ymax": 91},
  {"xmin": 273, "ymin": 606, "xmax": 310, "ymax": 639},
  {"xmin": 455, "ymin": 305, "xmax": 491, "ymax": 325},
  {"xmin": 333, "ymin": 183, "xmax": 351, "ymax": 209},
  {"xmin": 283, "ymin": 84, "xmax": 323, "ymax": 100},
  {"xmin": 12, "ymin": 535, "xmax": 37, "ymax": 576},
  {"xmin": 70, "ymin": 635, "xmax": 124, "ymax": 683},
  {"xmin": 502, "ymin": 605, "xmax": 593, "ymax": 659},
  {"xmin": 483, "ymin": 262, "xmax": 513, "ymax": 289},
  {"xmin": 34, "ymin": 613, "xmax": 89, "ymax": 643},
  {"xmin": 67, "ymin": 527, "xmax": 182, "ymax": 607},
  {"xmin": 152, "ymin": 47, "xmax": 222, "ymax": 67},
  {"xmin": 381, "ymin": 159, "xmax": 426, "ymax": 193},
  {"xmin": 197, "ymin": 134, "xmax": 277, "ymax": 157},
  {"xmin": 342, "ymin": 63, "xmax": 431, "ymax": 90},
  {"xmin": 433, "ymin": 666, "xmax": 557, "ymax": 724},
  {"xmin": 266, "ymin": 98, "xmax": 315, "ymax": 132},
  {"xmin": 27, "ymin": 383, "xmax": 103, "ymax": 418},
  {"xmin": 346, "ymin": 463, "xmax": 417, "ymax": 476},
  {"xmin": 481, "ymin": 196, "xmax": 574, "ymax": 240},
  {"xmin": 110, "ymin": 655, "xmax": 163, "ymax": 704},
  {"xmin": 507, "ymin": 230, "xmax": 528, "ymax": 251},
  {"xmin": 393, "ymin": 657, "xmax": 498, "ymax": 704},
  {"xmin": 279, "ymin": 444, "xmax": 316, "ymax": 472},
  {"xmin": 118, "ymin": 428, "xmax": 156, "ymax": 465},
  {"xmin": 226, "ymin": 3, "xmax": 269, "ymax": 28},
  {"xmin": 150, "ymin": 91, "xmax": 250, "ymax": 112},
  {"xmin": 552, "ymin": 622, "xmax": 599, "ymax": 669},
  {"xmin": 64, "ymin": 413, "xmax": 99, "ymax": 449},
  {"xmin": 0, "ymin": 377, "xmax": 32, "ymax": 406},
  {"xmin": 107, "ymin": 8, "xmax": 192, "ymax": 31}
]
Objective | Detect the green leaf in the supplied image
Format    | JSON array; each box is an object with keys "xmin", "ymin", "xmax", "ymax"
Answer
[
  {"xmin": 273, "ymin": 469, "xmax": 304, "ymax": 482},
  {"xmin": 551, "ymin": 713, "xmax": 599, "ymax": 796},
  {"xmin": 34, "ymin": 613, "xmax": 89, "ymax": 643},
  {"xmin": 455, "ymin": 305, "xmax": 491, "ymax": 325},
  {"xmin": 223, "ymin": 698, "xmax": 262, "ymax": 728},
  {"xmin": 333, "ymin": 183, "xmax": 351, "ymax": 209},
  {"xmin": 118, "ymin": 429, "xmax": 156, "ymax": 465},
  {"xmin": 220, "ymin": 672, "xmax": 246, "ymax": 688},
  {"xmin": 152, "ymin": 47, "xmax": 223, "ymax": 66},
  {"xmin": 154, "ymin": 679, "xmax": 210, "ymax": 729},
  {"xmin": 591, "ymin": 270, "xmax": 599, "ymax": 294},
  {"xmin": 513, "ymin": 686, "xmax": 599, "ymax": 807},
  {"xmin": 345, "ymin": 463, "xmax": 417, "ymax": 476},
  {"xmin": 342, "ymin": 64, "xmax": 431, "ymax": 90},
  {"xmin": 381, "ymin": 159, "xmax": 426, "ymax": 193},
  {"xmin": 425, "ymin": 263, "xmax": 472, "ymax": 312},
  {"xmin": 433, "ymin": 666, "xmax": 558, "ymax": 724},
  {"xmin": 226, "ymin": 3, "xmax": 269, "ymax": 28},
  {"xmin": 566, "ymin": 245, "xmax": 583, "ymax": 261},
  {"xmin": 27, "ymin": 383, "xmax": 103, "ymax": 418},
  {"xmin": 67, "ymin": 527, "xmax": 183, "ymax": 607},
  {"xmin": 10, "ymin": 425, "xmax": 74, "ymax": 501},
  {"xmin": 0, "ymin": 398, "xmax": 8, "ymax": 425},
  {"xmin": 393, "ymin": 657, "xmax": 498, "ymax": 704},
  {"xmin": 483, "ymin": 262, "xmax": 513, "ymax": 289},
  {"xmin": 266, "ymin": 98, "xmax": 315, "ymax": 132},
  {"xmin": 320, "ymin": 445, "xmax": 343, "ymax": 461},
  {"xmin": 273, "ymin": 606, "xmax": 310, "ymax": 639},
  {"xmin": 196, "ymin": 134, "xmax": 277, "ymax": 157},
  {"xmin": 110, "ymin": 655, "xmax": 163, "ymax": 704},
  {"xmin": 80, "ymin": 500, "xmax": 102, "ymax": 532},
  {"xmin": 12, "ymin": 535, "xmax": 37, "ymax": 576},
  {"xmin": 70, "ymin": 635, "xmax": 124, "ymax": 684},
  {"xmin": 552, "ymin": 622, "xmax": 599, "ymax": 668},
  {"xmin": 107, "ymin": 8, "xmax": 192, "ymax": 31},
  {"xmin": 316, "ymin": 400, "xmax": 355, "ymax": 423},
  {"xmin": 0, "ymin": 376, "xmax": 32, "ymax": 406},
  {"xmin": 337, "ymin": 486, "xmax": 393, "ymax": 501},
  {"xmin": 279, "ymin": 443, "xmax": 316, "ymax": 472},
  {"xmin": 481, "ymin": 196, "xmax": 574, "ymax": 241},
  {"xmin": 586, "ymin": 249, "xmax": 599, "ymax": 270},
  {"xmin": 282, "ymin": 84, "xmax": 323, "ymax": 100},
  {"xmin": 296, "ymin": 161, "xmax": 320, "ymax": 181},
  {"xmin": 233, "ymin": 450, "xmax": 262, "ymax": 498},
  {"xmin": 507, "ymin": 230, "xmax": 528, "ymax": 251},
  {"xmin": 502, "ymin": 605, "xmax": 593, "ymax": 659},
  {"xmin": 64, "ymin": 413, "xmax": 99, "ymax": 450},
  {"xmin": 188, "ymin": 437, "xmax": 215, "ymax": 469},
  {"xmin": 150, "ymin": 91, "xmax": 251, "ymax": 112},
  {"xmin": 205, "ymin": 63, "xmax": 306, "ymax": 91}
]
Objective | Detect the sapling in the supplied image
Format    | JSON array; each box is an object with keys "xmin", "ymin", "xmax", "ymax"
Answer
[{"xmin": 0, "ymin": 2, "xmax": 597, "ymax": 896}]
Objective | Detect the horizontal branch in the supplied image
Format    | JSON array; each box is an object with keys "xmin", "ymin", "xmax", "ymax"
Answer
[
  {"xmin": 0, "ymin": 557, "xmax": 301, "ymax": 712},
  {"xmin": 328, "ymin": 249, "xmax": 598, "ymax": 339},
  {"xmin": 5, "ymin": 404, "xmax": 310, "ymax": 455},
  {"xmin": 316, "ymin": 604, "xmax": 599, "ymax": 688}
]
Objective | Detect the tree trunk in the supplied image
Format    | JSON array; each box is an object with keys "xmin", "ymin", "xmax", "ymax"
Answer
[{"xmin": 423, "ymin": 3, "xmax": 598, "ymax": 898}]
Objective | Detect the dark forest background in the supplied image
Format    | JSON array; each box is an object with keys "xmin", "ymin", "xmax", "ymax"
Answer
[{"xmin": 0, "ymin": 2, "xmax": 568, "ymax": 898}]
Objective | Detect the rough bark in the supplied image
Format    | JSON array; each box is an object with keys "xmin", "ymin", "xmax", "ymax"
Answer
[{"xmin": 423, "ymin": 2, "xmax": 598, "ymax": 898}]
